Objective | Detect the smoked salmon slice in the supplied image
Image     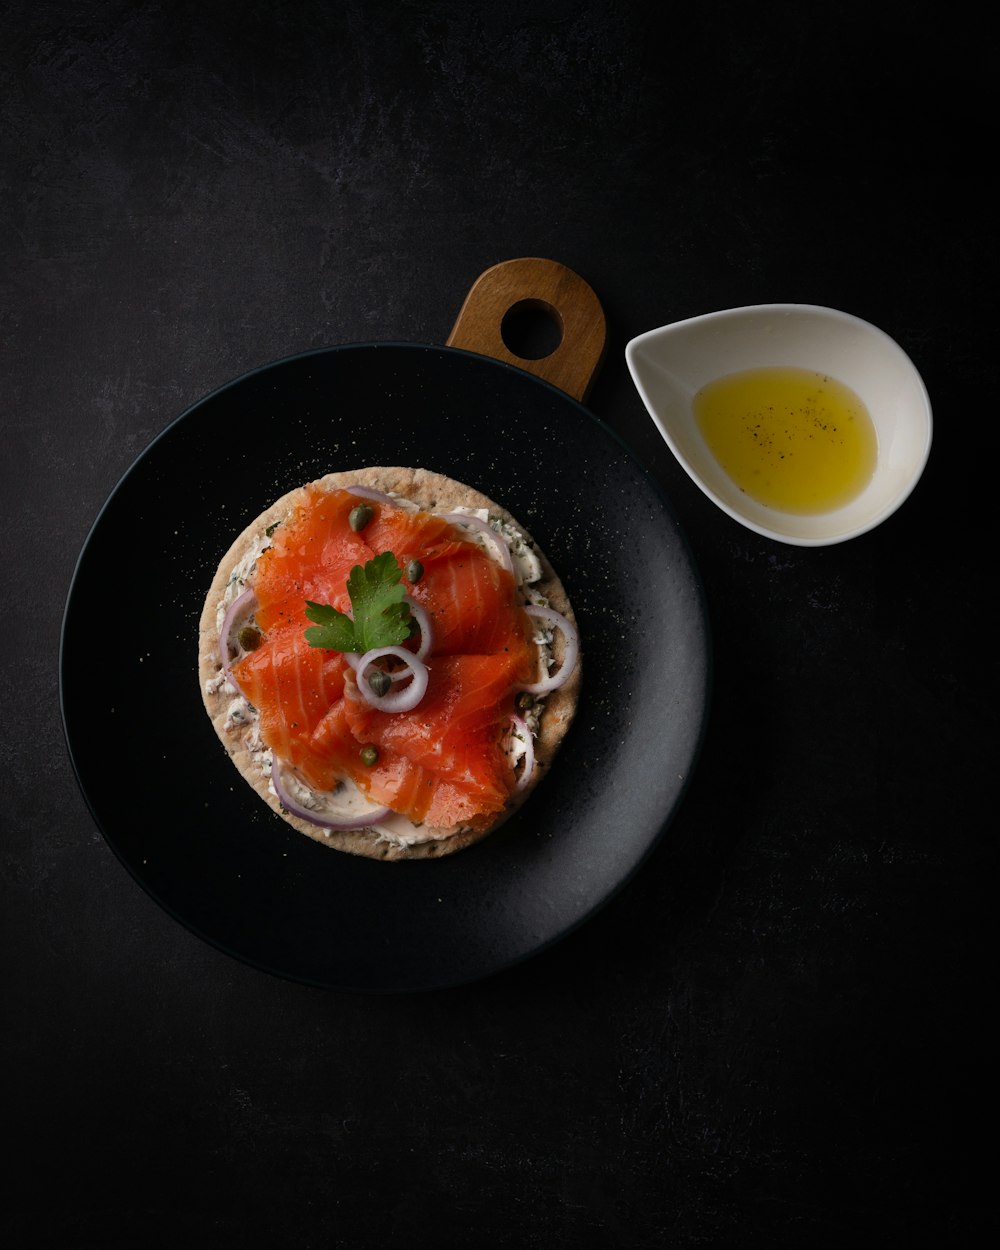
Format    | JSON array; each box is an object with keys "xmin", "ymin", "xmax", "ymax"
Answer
[
  {"xmin": 231, "ymin": 487, "xmax": 536, "ymax": 828},
  {"xmin": 234, "ymin": 637, "xmax": 348, "ymax": 789}
]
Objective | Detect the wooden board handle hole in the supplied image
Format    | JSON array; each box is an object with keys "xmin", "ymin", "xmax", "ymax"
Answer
[{"xmin": 500, "ymin": 300, "xmax": 564, "ymax": 361}]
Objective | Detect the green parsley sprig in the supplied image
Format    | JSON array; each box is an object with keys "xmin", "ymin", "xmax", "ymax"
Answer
[{"xmin": 304, "ymin": 551, "xmax": 412, "ymax": 652}]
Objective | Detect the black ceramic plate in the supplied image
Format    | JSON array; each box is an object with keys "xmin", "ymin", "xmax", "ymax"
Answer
[{"xmin": 61, "ymin": 344, "xmax": 710, "ymax": 992}]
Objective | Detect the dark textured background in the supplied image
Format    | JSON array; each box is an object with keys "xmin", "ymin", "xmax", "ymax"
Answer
[{"xmin": 3, "ymin": 1, "xmax": 994, "ymax": 1246}]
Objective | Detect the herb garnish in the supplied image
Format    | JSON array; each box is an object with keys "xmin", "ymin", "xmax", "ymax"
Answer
[{"xmin": 304, "ymin": 552, "xmax": 412, "ymax": 652}]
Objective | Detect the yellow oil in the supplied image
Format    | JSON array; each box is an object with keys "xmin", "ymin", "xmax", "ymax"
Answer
[{"xmin": 693, "ymin": 366, "xmax": 878, "ymax": 514}]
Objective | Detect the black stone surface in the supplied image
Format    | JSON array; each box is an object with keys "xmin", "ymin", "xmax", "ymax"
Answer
[{"xmin": 3, "ymin": 2, "xmax": 993, "ymax": 1246}]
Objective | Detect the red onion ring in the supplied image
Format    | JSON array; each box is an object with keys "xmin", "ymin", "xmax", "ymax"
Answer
[
  {"xmin": 521, "ymin": 604, "xmax": 579, "ymax": 694},
  {"xmin": 219, "ymin": 587, "xmax": 258, "ymax": 676},
  {"xmin": 356, "ymin": 646, "xmax": 429, "ymax": 711},
  {"xmin": 510, "ymin": 714, "xmax": 535, "ymax": 791},
  {"xmin": 406, "ymin": 598, "xmax": 433, "ymax": 661},
  {"xmin": 346, "ymin": 485, "xmax": 397, "ymax": 506},
  {"xmin": 271, "ymin": 757, "xmax": 391, "ymax": 830},
  {"xmin": 438, "ymin": 512, "xmax": 515, "ymax": 576}
]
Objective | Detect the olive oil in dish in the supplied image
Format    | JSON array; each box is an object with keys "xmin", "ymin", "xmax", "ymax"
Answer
[{"xmin": 693, "ymin": 366, "xmax": 878, "ymax": 514}]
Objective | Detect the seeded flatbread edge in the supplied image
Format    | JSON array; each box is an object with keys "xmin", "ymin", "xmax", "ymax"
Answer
[{"xmin": 198, "ymin": 466, "xmax": 581, "ymax": 861}]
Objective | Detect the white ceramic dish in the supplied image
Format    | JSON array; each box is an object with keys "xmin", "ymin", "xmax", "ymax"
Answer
[{"xmin": 625, "ymin": 303, "xmax": 932, "ymax": 546}]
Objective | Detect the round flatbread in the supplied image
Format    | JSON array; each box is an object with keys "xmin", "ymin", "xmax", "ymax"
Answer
[{"xmin": 198, "ymin": 467, "xmax": 581, "ymax": 860}]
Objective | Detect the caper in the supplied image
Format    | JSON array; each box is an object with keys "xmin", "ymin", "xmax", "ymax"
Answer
[
  {"xmin": 349, "ymin": 504, "xmax": 374, "ymax": 532},
  {"xmin": 367, "ymin": 669, "xmax": 392, "ymax": 698},
  {"xmin": 237, "ymin": 624, "xmax": 262, "ymax": 652},
  {"xmin": 405, "ymin": 559, "xmax": 424, "ymax": 583},
  {"xmin": 515, "ymin": 690, "xmax": 535, "ymax": 711},
  {"xmin": 360, "ymin": 745, "xmax": 379, "ymax": 767}
]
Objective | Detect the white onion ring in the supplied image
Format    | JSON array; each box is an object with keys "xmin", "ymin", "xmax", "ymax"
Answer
[
  {"xmin": 521, "ymin": 604, "xmax": 579, "ymax": 694},
  {"xmin": 219, "ymin": 587, "xmax": 258, "ymax": 676},
  {"xmin": 356, "ymin": 646, "xmax": 429, "ymax": 712},
  {"xmin": 438, "ymin": 512, "xmax": 515, "ymax": 577},
  {"xmin": 271, "ymin": 758, "xmax": 391, "ymax": 830},
  {"xmin": 346, "ymin": 485, "xmax": 397, "ymax": 506},
  {"xmin": 510, "ymin": 714, "xmax": 535, "ymax": 792}
]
